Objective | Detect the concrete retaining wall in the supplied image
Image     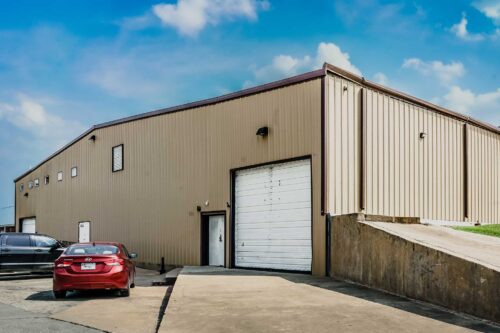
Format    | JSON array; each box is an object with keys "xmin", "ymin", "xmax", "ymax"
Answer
[{"xmin": 329, "ymin": 213, "xmax": 500, "ymax": 323}]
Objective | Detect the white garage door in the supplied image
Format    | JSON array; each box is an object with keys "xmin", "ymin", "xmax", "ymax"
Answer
[
  {"xmin": 234, "ymin": 159, "xmax": 312, "ymax": 272},
  {"xmin": 21, "ymin": 218, "xmax": 36, "ymax": 233}
]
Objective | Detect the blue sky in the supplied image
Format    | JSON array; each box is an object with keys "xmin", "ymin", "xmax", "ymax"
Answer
[{"xmin": 0, "ymin": 0, "xmax": 499, "ymax": 224}]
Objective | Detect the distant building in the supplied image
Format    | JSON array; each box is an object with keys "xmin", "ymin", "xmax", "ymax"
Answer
[
  {"xmin": 0, "ymin": 225, "xmax": 15, "ymax": 233},
  {"xmin": 13, "ymin": 63, "xmax": 500, "ymax": 275}
]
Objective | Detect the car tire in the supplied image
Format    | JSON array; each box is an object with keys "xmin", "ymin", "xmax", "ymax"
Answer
[
  {"xmin": 120, "ymin": 279, "xmax": 131, "ymax": 297},
  {"xmin": 130, "ymin": 273, "xmax": 136, "ymax": 288},
  {"xmin": 120, "ymin": 288, "xmax": 130, "ymax": 297},
  {"xmin": 53, "ymin": 291, "xmax": 66, "ymax": 299}
]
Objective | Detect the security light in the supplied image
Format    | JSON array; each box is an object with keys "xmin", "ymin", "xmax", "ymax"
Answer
[
  {"xmin": 256, "ymin": 126, "xmax": 269, "ymax": 137},
  {"xmin": 89, "ymin": 135, "xmax": 96, "ymax": 142}
]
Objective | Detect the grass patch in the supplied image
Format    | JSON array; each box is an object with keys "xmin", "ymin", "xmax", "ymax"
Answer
[{"xmin": 453, "ymin": 224, "xmax": 500, "ymax": 238}]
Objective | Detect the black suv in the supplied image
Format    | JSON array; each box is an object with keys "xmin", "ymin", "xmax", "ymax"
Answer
[{"xmin": 0, "ymin": 233, "xmax": 65, "ymax": 273}]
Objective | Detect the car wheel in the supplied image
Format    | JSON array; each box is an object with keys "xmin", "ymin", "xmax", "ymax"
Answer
[
  {"xmin": 53, "ymin": 291, "xmax": 66, "ymax": 299},
  {"xmin": 120, "ymin": 287, "xmax": 130, "ymax": 297},
  {"xmin": 130, "ymin": 273, "xmax": 136, "ymax": 288},
  {"xmin": 120, "ymin": 279, "xmax": 131, "ymax": 297}
]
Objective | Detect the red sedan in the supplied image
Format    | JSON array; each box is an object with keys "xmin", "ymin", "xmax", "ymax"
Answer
[{"xmin": 53, "ymin": 242, "xmax": 137, "ymax": 298}]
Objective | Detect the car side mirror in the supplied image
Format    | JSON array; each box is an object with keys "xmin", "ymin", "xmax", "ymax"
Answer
[{"xmin": 129, "ymin": 253, "xmax": 138, "ymax": 259}]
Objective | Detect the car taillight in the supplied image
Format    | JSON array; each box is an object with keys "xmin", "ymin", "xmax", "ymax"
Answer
[
  {"xmin": 56, "ymin": 261, "xmax": 72, "ymax": 268},
  {"xmin": 105, "ymin": 259, "xmax": 124, "ymax": 266}
]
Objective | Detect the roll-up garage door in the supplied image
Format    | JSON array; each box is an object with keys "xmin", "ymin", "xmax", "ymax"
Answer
[
  {"xmin": 234, "ymin": 159, "xmax": 312, "ymax": 272},
  {"xmin": 21, "ymin": 218, "xmax": 36, "ymax": 233}
]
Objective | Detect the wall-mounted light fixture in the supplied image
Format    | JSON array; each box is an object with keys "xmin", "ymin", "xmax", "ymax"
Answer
[
  {"xmin": 419, "ymin": 132, "xmax": 427, "ymax": 139},
  {"xmin": 256, "ymin": 126, "xmax": 269, "ymax": 137},
  {"xmin": 89, "ymin": 135, "xmax": 96, "ymax": 142}
]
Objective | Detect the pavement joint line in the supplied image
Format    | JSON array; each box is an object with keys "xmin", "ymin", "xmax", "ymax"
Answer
[
  {"xmin": 49, "ymin": 317, "xmax": 110, "ymax": 333},
  {"xmin": 155, "ymin": 285, "xmax": 174, "ymax": 333}
]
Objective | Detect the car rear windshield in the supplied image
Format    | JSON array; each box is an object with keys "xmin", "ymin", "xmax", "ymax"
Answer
[{"xmin": 66, "ymin": 245, "xmax": 119, "ymax": 255}]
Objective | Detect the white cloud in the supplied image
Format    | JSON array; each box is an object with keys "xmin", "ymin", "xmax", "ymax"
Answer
[
  {"xmin": 441, "ymin": 86, "xmax": 500, "ymax": 124},
  {"xmin": 373, "ymin": 72, "xmax": 389, "ymax": 85},
  {"xmin": 245, "ymin": 42, "xmax": 361, "ymax": 87},
  {"xmin": 0, "ymin": 94, "xmax": 85, "ymax": 150},
  {"xmin": 250, "ymin": 55, "xmax": 311, "ymax": 85},
  {"xmin": 402, "ymin": 58, "xmax": 465, "ymax": 84},
  {"xmin": 473, "ymin": 0, "xmax": 500, "ymax": 25},
  {"xmin": 315, "ymin": 42, "xmax": 361, "ymax": 75},
  {"xmin": 152, "ymin": 0, "xmax": 269, "ymax": 36},
  {"xmin": 450, "ymin": 13, "xmax": 485, "ymax": 41}
]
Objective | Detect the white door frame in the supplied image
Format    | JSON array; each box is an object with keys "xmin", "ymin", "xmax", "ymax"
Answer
[
  {"xmin": 201, "ymin": 212, "xmax": 225, "ymax": 267},
  {"xmin": 78, "ymin": 221, "xmax": 91, "ymax": 243},
  {"xmin": 21, "ymin": 217, "xmax": 36, "ymax": 233}
]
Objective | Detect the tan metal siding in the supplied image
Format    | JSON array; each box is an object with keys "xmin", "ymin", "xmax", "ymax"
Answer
[
  {"xmin": 325, "ymin": 75, "xmax": 360, "ymax": 214},
  {"xmin": 468, "ymin": 126, "xmax": 500, "ymax": 224},
  {"xmin": 15, "ymin": 78, "xmax": 325, "ymax": 275},
  {"xmin": 326, "ymin": 73, "xmax": 499, "ymax": 224}
]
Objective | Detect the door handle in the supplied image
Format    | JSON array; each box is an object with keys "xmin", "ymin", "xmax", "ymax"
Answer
[
  {"xmin": 219, "ymin": 235, "xmax": 223, "ymax": 242},
  {"xmin": 34, "ymin": 249, "xmax": 43, "ymax": 252}
]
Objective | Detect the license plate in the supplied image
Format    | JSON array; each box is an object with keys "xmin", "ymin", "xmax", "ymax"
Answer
[{"xmin": 81, "ymin": 263, "xmax": 96, "ymax": 270}]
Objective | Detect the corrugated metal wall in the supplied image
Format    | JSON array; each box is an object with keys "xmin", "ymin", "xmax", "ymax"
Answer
[
  {"xmin": 326, "ymin": 73, "xmax": 500, "ymax": 224},
  {"xmin": 468, "ymin": 126, "xmax": 500, "ymax": 224},
  {"xmin": 15, "ymin": 78, "xmax": 325, "ymax": 275},
  {"xmin": 325, "ymin": 75, "xmax": 361, "ymax": 214}
]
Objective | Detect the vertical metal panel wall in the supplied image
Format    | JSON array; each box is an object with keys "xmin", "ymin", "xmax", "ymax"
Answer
[
  {"xmin": 325, "ymin": 75, "xmax": 361, "ymax": 214},
  {"xmin": 326, "ymin": 73, "xmax": 499, "ymax": 224},
  {"xmin": 15, "ymin": 78, "xmax": 325, "ymax": 275},
  {"xmin": 467, "ymin": 126, "xmax": 500, "ymax": 224}
]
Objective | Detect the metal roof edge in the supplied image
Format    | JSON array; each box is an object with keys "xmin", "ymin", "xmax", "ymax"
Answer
[
  {"xmin": 323, "ymin": 62, "xmax": 500, "ymax": 135},
  {"xmin": 14, "ymin": 69, "xmax": 326, "ymax": 182}
]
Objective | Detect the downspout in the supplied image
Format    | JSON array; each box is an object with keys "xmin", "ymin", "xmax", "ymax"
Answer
[
  {"xmin": 463, "ymin": 123, "xmax": 469, "ymax": 220},
  {"xmin": 360, "ymin": 87, "xmax": 366, "ymax": 212}
]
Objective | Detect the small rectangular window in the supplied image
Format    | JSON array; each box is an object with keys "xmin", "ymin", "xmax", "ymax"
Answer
[
  {"xmin": 57, "ymin": 172, "xmax": 63, "ymax": 181},
  {"xmin": 19, "ymin": 184, "xmax": 24, "ymax": 192},
  {"xmin": 71, "ymin": 167, "xmax": 77, "ymax": 178},
  {"xmin": 28, "ymin": 181, "xmax": 33, "ymax": 189},
  {"xmin": 44, "ymin": 176, "xmax": 49, "ymax": 185},
  {"xmin": 112, "ymin": 144, "xmax": 124, "ymax": 172},
  {"xmin": 34, "ymin": 179, "xmax": 39, "ymax": 187}
]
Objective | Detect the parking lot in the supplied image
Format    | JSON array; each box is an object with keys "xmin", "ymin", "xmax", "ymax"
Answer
[{"xmin": 0, "ymin": 268, "xmax": 171, "ymax": 333}]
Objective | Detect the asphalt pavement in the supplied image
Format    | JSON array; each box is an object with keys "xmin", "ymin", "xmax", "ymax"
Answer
[
  {"xmin": 0, "ymin": 302, "xmax": 103, "ymax": 333},
  {"xmin": 0, "ymin": 268, "xmax": 169, "ymax": 333}
]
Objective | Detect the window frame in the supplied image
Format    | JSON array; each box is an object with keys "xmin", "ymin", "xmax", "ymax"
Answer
[
  {"xmin": 71, "ymin": 166, "xmax": 78, "ymax": 178},
  {"xmin": 28, "ymin": 181, "xmax": 33, "ymax": 189},
  {"xmin": 112, "ymin": 144, "xmax": 124, "ymax": 172},
  {"xmin": 57, "ymin": 171, "xmax": 63, "ymax": 182},
  {"xmin": 44, "ymin": 176, "xmax": 49, "ymax": 185},
  {"xmin": 19, "ymin": 184, "xmax": 24, "ymax": 192},
  {"xmin": 34, "ymin": 178, "xmax": 39, "ymax": 187}
]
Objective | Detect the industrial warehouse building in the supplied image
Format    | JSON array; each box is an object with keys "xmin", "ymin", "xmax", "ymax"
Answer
[{"xmin": 14, "ymin": 63, "xmax": 500, "ymax": 276}]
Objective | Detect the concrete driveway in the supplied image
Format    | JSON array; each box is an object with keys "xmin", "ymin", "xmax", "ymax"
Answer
[
  {"xmin": 0, "ymin": 268, "xmax": 170, "ymax": 333},
  {"xmin": 160, "ymin": 267, "xmax": 500, "ymax": 333}
]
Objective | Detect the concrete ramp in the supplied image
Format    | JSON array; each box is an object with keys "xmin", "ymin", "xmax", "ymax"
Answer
[{"xmin": 330, "ymin": 214, "xmax": 500, "ymax": 324}]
